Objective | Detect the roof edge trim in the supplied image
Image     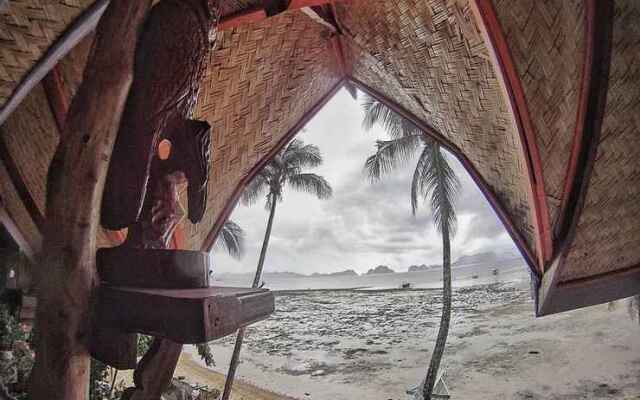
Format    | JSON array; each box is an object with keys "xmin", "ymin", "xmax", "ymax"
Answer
[{"xmin": 470, "ymin": 0, "xmax": 553, "ymax": 269}]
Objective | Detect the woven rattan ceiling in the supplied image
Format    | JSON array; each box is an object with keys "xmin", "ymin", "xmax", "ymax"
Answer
[{"xmin": 0, "ymin": 0, "xmax": 639, "ymax": 315}]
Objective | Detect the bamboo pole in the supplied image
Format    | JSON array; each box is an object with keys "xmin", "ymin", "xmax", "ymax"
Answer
[{"xmin": 28, "ymin": 1, "xmax": 151, "ymax": 398}]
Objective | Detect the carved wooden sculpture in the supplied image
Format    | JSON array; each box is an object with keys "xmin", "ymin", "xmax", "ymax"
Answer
[
  {"xmin": 101, "ymin": 0, "xmax": 218, "ymax": 231},
  {"xmin": 96, "ymin": 1, "xmax": 218, "ymax": 398},
  {"xmin": 91, "ymin": 1, "xmax": 275, "ymax": 398}
]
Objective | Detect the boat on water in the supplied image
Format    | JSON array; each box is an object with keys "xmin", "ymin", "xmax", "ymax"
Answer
[{"xmin": 400, "ymin": 281, "xmax": 412, "ymax": 289}]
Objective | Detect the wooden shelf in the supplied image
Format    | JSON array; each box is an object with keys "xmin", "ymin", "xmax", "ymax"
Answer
[{"xmin": 95, "ymin": 286, "xmax": 274, "ymax": 344}]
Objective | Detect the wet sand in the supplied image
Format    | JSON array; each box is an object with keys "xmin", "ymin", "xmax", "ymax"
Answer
[{"xmin": 181, "ymin": 281, "xmax": 640, "ymax": 399}]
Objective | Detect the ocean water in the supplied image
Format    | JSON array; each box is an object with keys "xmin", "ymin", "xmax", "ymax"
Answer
[{"xmin": 211, "ymin": 257, "xmax": 530, "ymax": 291}]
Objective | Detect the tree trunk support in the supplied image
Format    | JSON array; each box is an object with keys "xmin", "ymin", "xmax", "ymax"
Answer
[{"xmin": 28, "ymin": 1, "xmax": 152, "ymax": 399}]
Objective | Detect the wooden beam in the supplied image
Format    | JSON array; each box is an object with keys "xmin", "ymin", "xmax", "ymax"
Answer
[
  {"xmin": 201, "ymin": 78, "xmax": 346, "ymax": 251},
  {"xmin": 349, "ymin": 77, "xmax": 540, "ymax": 279},
  {"xmin": 0, "ymin": 200, "xmax": 36, "ymax": 260},
  {"xmin": 539, "ymin": 264, "xmax": 640, "ymax": 316},
  {"xmin": 95, "ymin": 286, "xmax": 275, "ymax": 344},
  {"xmin": 28, "ymin": 1, "xmax": 151, "ymax": 398},
  {"xmin": 536, "ymin": 0, "xmax": 614, "ymax": 316},
  {"xmin": 42, "ymin": 66, "xmax": 71, "ymax": 133},
  {"xmin": 0, "ymin": 131, "xmax": 45, "ymax": 231},
  {"xmin": 470, "ymin": 0, "xmax": 553, "ymax": 269}
]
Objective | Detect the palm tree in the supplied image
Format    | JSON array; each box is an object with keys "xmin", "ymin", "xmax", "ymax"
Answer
[
  {"xmin": 362, "ymin": 94, "xmax": 459, "ymax": 400},
  {"xmin": 221, "ymin": 138, "xmax": 332, "ymax": 400}
]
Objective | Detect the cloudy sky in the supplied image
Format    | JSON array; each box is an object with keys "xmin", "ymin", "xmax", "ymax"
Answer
[{"xmin": 211, "ymin": 89, "xmax": 520, "ymax": 274}]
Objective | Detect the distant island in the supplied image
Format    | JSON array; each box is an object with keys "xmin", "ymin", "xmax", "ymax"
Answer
[
  {"xmin": 310, "ymin": 269, "xmax": 359, "ymax": 278},
  {"xmin": 407, "ymin": 264, "xmax": 440, "ymax": 272},
  {"xmin": 366, "ymin": 265, "xmax": 395, "ymax": 275}
]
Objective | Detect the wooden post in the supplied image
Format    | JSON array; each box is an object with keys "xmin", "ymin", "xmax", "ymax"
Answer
[{"xmin": 28, "ymin": 1, "xmax": 151, "ymax": 399}]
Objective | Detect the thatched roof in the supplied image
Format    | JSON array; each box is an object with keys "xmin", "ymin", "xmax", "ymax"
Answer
[{"xmin": 0, "ymin": 0, "xmax": 639, "ymax": 315}]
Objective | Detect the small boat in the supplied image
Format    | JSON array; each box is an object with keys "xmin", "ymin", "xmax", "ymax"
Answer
[
  {"xmin": 492, "ymin": 268, "xmax": 499, "ymax": 276},
  {"xmin": 471, "ymin": 274, "xmax": 479, "ymax": 279},
  {"xmin": 400, "ymin": 281, "xmax": 412, "ymax": 289}
]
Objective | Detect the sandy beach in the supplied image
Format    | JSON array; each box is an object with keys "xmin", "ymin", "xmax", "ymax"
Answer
[{"xmin": 177, "ymin": 279, "xmax": 640, "ymax": 400}]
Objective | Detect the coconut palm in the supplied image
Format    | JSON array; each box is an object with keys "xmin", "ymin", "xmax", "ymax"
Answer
[
  {"xmin": 214, "ymin": 220, "xmax": 245, "ymax": 260},
  {"xmin": 362, "ymin": 94, "xmax": 459, "ymax": 400},
  {"xmin": 221, "ymin": 138, "xmax": 332, "ymax": 400}
]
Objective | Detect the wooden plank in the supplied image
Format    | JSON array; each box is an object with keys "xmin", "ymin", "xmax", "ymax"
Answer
[
  {"xmin": 539, "ymin": 264, "xmax": 640, "ymax": 316},
  {"xmin": 97, "ymin": 247, "xmax": 210, "ymax": 289},
  {"xmin": 470, "ymin": 0, "xmax": 552, "ymax": 269},
  {"xmin": 95, "ymin": 286, "xmax": 275, "ymax": 344}
]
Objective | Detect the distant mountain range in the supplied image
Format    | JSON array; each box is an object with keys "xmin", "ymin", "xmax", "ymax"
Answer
[
  {"xmin": 366, "ymin": 265, "xmax": 395, "ymax": 275},
  {"xmin": 310, "ymin": 269, "xmax": 358, "ymax": 278},
  {"xmin": 408, "ymin": 264, "xmax": 440, "ymax": 272},
  {"xmin": 216, "ymin": 251, "xmax": 522, "ymax": 278}
]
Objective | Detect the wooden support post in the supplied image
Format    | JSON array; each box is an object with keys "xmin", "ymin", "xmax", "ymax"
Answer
[{"xmin": 27, "ymin": 1, "xmax": 151, "ymax": 399}]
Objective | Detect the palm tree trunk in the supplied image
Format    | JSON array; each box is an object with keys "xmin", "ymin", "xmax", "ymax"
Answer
[
  {"xmin": 221, "ymin": 197, "xmax": 278, "ymax": 400},
  {"xmin": 423, "ymin": 223, "xmax": 451, "ymax": 399}
]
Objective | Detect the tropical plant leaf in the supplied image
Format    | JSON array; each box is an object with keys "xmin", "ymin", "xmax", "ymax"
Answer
[
  {"xmin": 362, "ymin": 94, "xmax": 422, "ymax": 139},
  {"xmin": 365, "ymin": 134, "xmax": 423, "ymax": 182},
  {"xmin": 287, "ymin": 173, "xmax": 333, "ymax": 199},
  {"xmin": 215, "ymin": 220, "xmax": 245, "ymax": 259}
]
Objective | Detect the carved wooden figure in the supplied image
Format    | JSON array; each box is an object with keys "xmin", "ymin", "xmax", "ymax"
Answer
[
  {"xmin": 96, "ymin": 0, "xmax": 219, "ymax": 398},
  {"xmin": 101, "ymin": 0, "xmax": 218, "ymax": 230}
]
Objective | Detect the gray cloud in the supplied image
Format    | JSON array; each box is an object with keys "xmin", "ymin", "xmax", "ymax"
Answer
[{"xmin": 211, "ymin": 89, "xmax": 520, "ymax": 274}]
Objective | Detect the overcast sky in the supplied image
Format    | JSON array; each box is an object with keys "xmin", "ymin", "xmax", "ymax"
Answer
[{"xmin": 211, "ymin": 89, "xmax": 520, "ymax": 274}]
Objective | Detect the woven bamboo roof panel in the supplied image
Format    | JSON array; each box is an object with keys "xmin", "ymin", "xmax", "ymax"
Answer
[
  {"xmin": 1, "ymin": 84, "xmax": 57, "ymax": 217},
  {"xmin": 0, "ymin": 85, "xmax": 54, "ymax": 249},
  {"xmin": 559, "ymin": 0, "xmax": 640, "ymax": 283},
  {"xmin": 0, "ymin": 0, "xmax": 95, "ymax": 104},
  {"xmin": 493, "ymin": 0, "xmax": 585, "ymax": 233},
  {"xmin": 336, "ymin": 0, "xmax": 537, "ymax": 258},
  {"xmin": 183, "ymin": 10, "xmax": 343, "ymax": 250}
]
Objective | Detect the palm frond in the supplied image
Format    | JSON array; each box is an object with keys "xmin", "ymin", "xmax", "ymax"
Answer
[
  {"xmin": 287, "ymin": 173, "xmax": 333, "ymax": 200},
  {"xmin": 364, "ymin": 134, "xmax": 423, "ymax": 181},
  {"xmin": 418, "ymin": 144, "xmax": 460, "ymax": 237},
  {"xmin": 283, "ymin": 142, "xmax": 323, "ymax": 169},
  {"xmin": 215, "ymin": 220, "xmax": 245, "ymax": 259},
  {"xmin": 411, "ymin": 142, "xmax": 434, "ymax": 215},
  {"xmin": 241, "ymin": 171, "xmax": 269, "ymax": 206},
  {"xmin": 361, "ymin": 94, "xmax": 422, "ymax": 138}
]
